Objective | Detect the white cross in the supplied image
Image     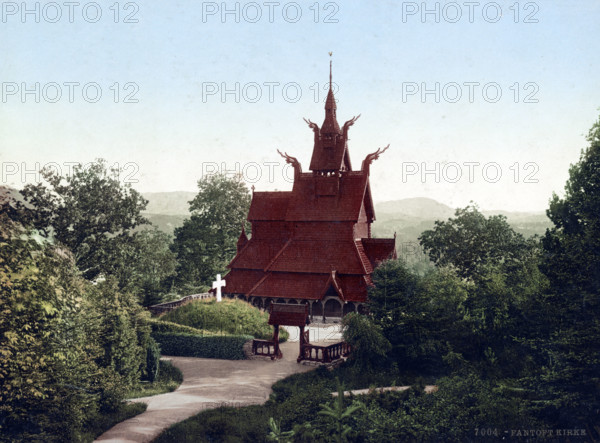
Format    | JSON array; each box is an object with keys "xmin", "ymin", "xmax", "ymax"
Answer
[{"xmin": 212, "ymin": 274, "xmax": 226, "ymax": 302}]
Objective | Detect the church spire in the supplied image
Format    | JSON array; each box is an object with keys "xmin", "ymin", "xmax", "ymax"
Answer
[
  {"xmin": 322, "ymin": 52, "xmax": 340, "ymax": 136},
  {"xmin": 307, "ymin": 53, "xmax": 355, "ymax": 173}
]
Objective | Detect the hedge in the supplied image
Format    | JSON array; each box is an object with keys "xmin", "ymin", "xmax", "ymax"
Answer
[
  {"xmin": 152, "ymin": 332, "xmax": 253, "ymax": 360},
  {"xmin": 146, "ymin": 318, "xmax": 215, "ymax": 336}
]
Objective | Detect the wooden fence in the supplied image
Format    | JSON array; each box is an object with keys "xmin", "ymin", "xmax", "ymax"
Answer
[
  {"xmin": 148, "ymin": 292, "xmax": 213, "ymax": 316},
  {"xmin": 299, "ymin": 341, "xmax": 351, "ymax": 364}
]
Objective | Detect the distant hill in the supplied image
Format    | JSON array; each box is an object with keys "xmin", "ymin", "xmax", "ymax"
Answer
[
  {"xmin": 141, "ymin": 192, "xmax": 553, "ymax": 240},
  {"xmin": 141, "ymin": 192, "xmax": 195, "ymax": 234},
  {"xmin": 376, "ymin": 197, "xmax": 455, "ymax": 221},
  {"xmin": 142, "ymin": 192, "xmax": 196, "ymax": 216},
  {"xmin": 373, "ymin": 198, "xmax": 551, "ymax": 238}
]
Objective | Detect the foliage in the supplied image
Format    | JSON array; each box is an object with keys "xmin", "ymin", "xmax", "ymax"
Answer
[
  {"xmin": 171, "ymin": 173, "xmax": 250, "ymax": 288},
  {"xmin": 346, "ymin": 375, "xmax": 539, "ymax": 442},
  {"xmin": 0, "ymin": 212, "xmax": 149, "ymax": 441},
  {"xmin": 145, "ymin": 317, "xmax": 214, "ymax": 336},
  {"xmin": 537, "ymin": 113, "xmax": 600, "ymax": 431},
  {"xmin": 19, "ymin": 159, "xmax": 149, "ymax": 283},
  {"xmin": 341, "ymin": 312, "xmax": 390, "ymax": 371},
  {"xmin": 161, "ymin": 298, "xmax": 288, "ymax": 341},
  {"xmin": 145, "ymin": 337, "xmax": 161, "ymax": 383},
  {"xmin": 0, "ymin": 216, "xmax": 101, "ymax": 440},
  {"xmin": 317, "ymin": 379, "xmax": 364, "ymax": 443},
  {"xmin": 267, "ymin": 417, "xmax": 295, "ymax": 443},
  {"xmin": 419, "ymin": 205, "xmax": 531, "ymax": 281},
  {"xmin": 114, "ymin": 228, "xmax": 178, "ymax": 306},
  {"xmin": 126, "ymin": 360, "xmax": 183, "ymax": 399},
  {"xmin": 86, "ymin": 278, "xmax": 151, "ymax": 400},
  {"xmin": 84, "ymin": 402, "xmax": 147, "ymax": 442},
  {"xmin": 153, "ymin": 359, "xmax": 418, "ymax": 443},
  {"xmin": 155, "ymin": 405, "xmax": 270, "ymax": 443},
  {"xmin": 366, "ymin": 251, "xmax": 547, "ymax": 379},
  {"xmin": 152, "ymin": 332, "xmax": 252, "ymax": 360}
]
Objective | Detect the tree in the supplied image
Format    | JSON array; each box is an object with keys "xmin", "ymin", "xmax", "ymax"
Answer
[
  {"xmin": 366, "ymin": 259, "xmax": 419, "ymax": 360},
  {"xmin": 538, "ymin": 113, "xmax": 600, "ymax": 432},
  {"xmin": 106, "ymin": 228, "xmax": 178, "ymax": 306},
  {"xmin": 0, "ymin": 213, "xmax": 130, "ymax": 439},
  {"xmin": 1, "ymin": 193, "xmax": 151, "ymax": 440},
  {"xmin": 368, "ymin": 260, "xmax": 471, "ymax": 373},
  {"xmin": 172, "ymin": 173, "xmax": 251, "ymax": 289},
  {"xmin": 341, "ymin": 312, "xmax": 391, "ymax": 371},
  {"xmin": 419, "ymin": 205, "xmax": 530, "ymax": 281},
  {"xmin": 19, "ymin": 159, "xmax": 149, "ymax": 282}
]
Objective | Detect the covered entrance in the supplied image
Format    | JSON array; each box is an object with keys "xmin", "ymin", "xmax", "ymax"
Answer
[{"xmin": 252, "ymin": 303, "xmax": 351, "ymax": 363}]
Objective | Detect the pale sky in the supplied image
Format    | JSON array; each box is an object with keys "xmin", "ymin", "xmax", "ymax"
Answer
[{"xmin": 1, "ymin": 1, "xmax": 599, "ymax": 212}]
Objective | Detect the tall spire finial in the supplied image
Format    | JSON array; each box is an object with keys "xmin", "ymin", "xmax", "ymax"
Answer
[{"xmin": 328, "ymin": 51, "xmax": 333, "ymax": 89}]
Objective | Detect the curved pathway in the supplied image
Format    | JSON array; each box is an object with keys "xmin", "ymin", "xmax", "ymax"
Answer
[{"xmin": 95, "ymin": 340, "xmax": 315, "ymax": 443}]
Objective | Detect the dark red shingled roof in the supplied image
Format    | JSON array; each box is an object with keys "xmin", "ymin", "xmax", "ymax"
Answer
[
  {"xmin": 266, "ymin": 240, "xmax": 369, "ymax": 274},
  {"xmin": 223, "ymin": 269, "xmax": 265, "ymax": 295},
  {"xmin": 285, "ymin": 173, "xmax": 371, "ymax": 221},
  {"xmin": 249, "ymin": 273, "xmax": 330, "ymax": 300},
  {"xmin": 361, "ymin": 238, "xmax": 397, "ymax": 267},
  {"xmin": 268, "ymin": 303, "xmax": 309, "ymax": 327},
  {"xmin": 228, "ymin": 239, "xmax": 289, "ymax": 270},
  {"xmin": 247, "ymin": 192, "xmax": 291, "ymax": 221},
  {"xmin": 223, "ymin": 65, "xmax": 395, "ymax": 305}
]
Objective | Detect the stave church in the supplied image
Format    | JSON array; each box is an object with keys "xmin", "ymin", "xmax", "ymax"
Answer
[{"xmin": 222, "ymin": 62, "xmax": 396, "ymax": 321}]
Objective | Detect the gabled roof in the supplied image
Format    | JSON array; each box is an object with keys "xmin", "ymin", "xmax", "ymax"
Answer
[
  {"xmin": 249, "ymin": 273, "xmax": 330, "ymax": 300},
  {"xmin": 361, "ymin": 238, "xmax": 397, "ymax": 267},
  {"xmin": 243, "ymin": 271, "xmax": 370, "ymax": 303},
  {"xmin": 285, "ymin": 172, "xmax": 370, "ymax": 221},
  {"xmin": 223, "ymin": 269, "xmax": 266, "ymax": 295},
  {"xmin": 266, "ymin": 239, "xmax": 370, "ymax": 274},
  {"xmin": 247, "ymin": 192, "xmax": 291, "ymax": 221},
  {"xmin": 228, "ymin": 238, "xmax": 289, "ymax": 270},
  {"xmin": 268, "ymin": 303, "xmax": 309, "ymax": 327},
  {"xmin": 309, "ymin": 137, "xmax": 350, "ymax": 172}
]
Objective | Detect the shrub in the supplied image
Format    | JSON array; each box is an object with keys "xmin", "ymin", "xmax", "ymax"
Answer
[
  {"xmin": 145, "ymin": 338, "xmax": 161, "ymax": 383},
  {"xmin": 152, "ymin": 332, "xmax": 252, "ymax": 360},
  {"xmin": 145, "ymin": 317, "xmax": 214, "ymax": 336},
  {"xmin": 126, "ymin": 360, "xmax": 183, "ymax": 399},
  {"xmin": 162, "ymin": 298, "xmax": 288, "ymax": 341}
]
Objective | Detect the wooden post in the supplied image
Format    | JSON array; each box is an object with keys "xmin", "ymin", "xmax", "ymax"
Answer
[
  {"xmin": 297, "ymin": 325, "xmax": 305, "ymax": 363},
  {"xmin": 272, "ymin": 324, "xmax": 281, "ymax": 360}
]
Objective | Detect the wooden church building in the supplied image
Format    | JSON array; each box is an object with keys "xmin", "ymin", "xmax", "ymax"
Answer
[{"xmin": 223, "ymin": 63, "xmax": 396, "ymax": 320}]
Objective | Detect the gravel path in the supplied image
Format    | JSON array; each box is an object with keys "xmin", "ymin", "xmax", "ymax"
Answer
[{"xmin": 94, "ymin": 340, "xmax": 314, "ymax": 443}]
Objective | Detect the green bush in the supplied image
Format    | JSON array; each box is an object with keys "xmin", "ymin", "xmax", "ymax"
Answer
[
  {"xmin": 145, "ymin": 338, "xmax": 161, "ymax": 383},
  {"xmin": 145, "ymin": 317, "xmax": 214, "ymax": 336},
  {"xmin": 153, "ymin": 332, "xmax": 252, "ymax": 360},
  {"xmin": 126, "ymin": 360, "xmax": 183, "ymax": 399},
  {"xmin": 161, "ymin": 298, "xmax": 288, "ymax": 341}
]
